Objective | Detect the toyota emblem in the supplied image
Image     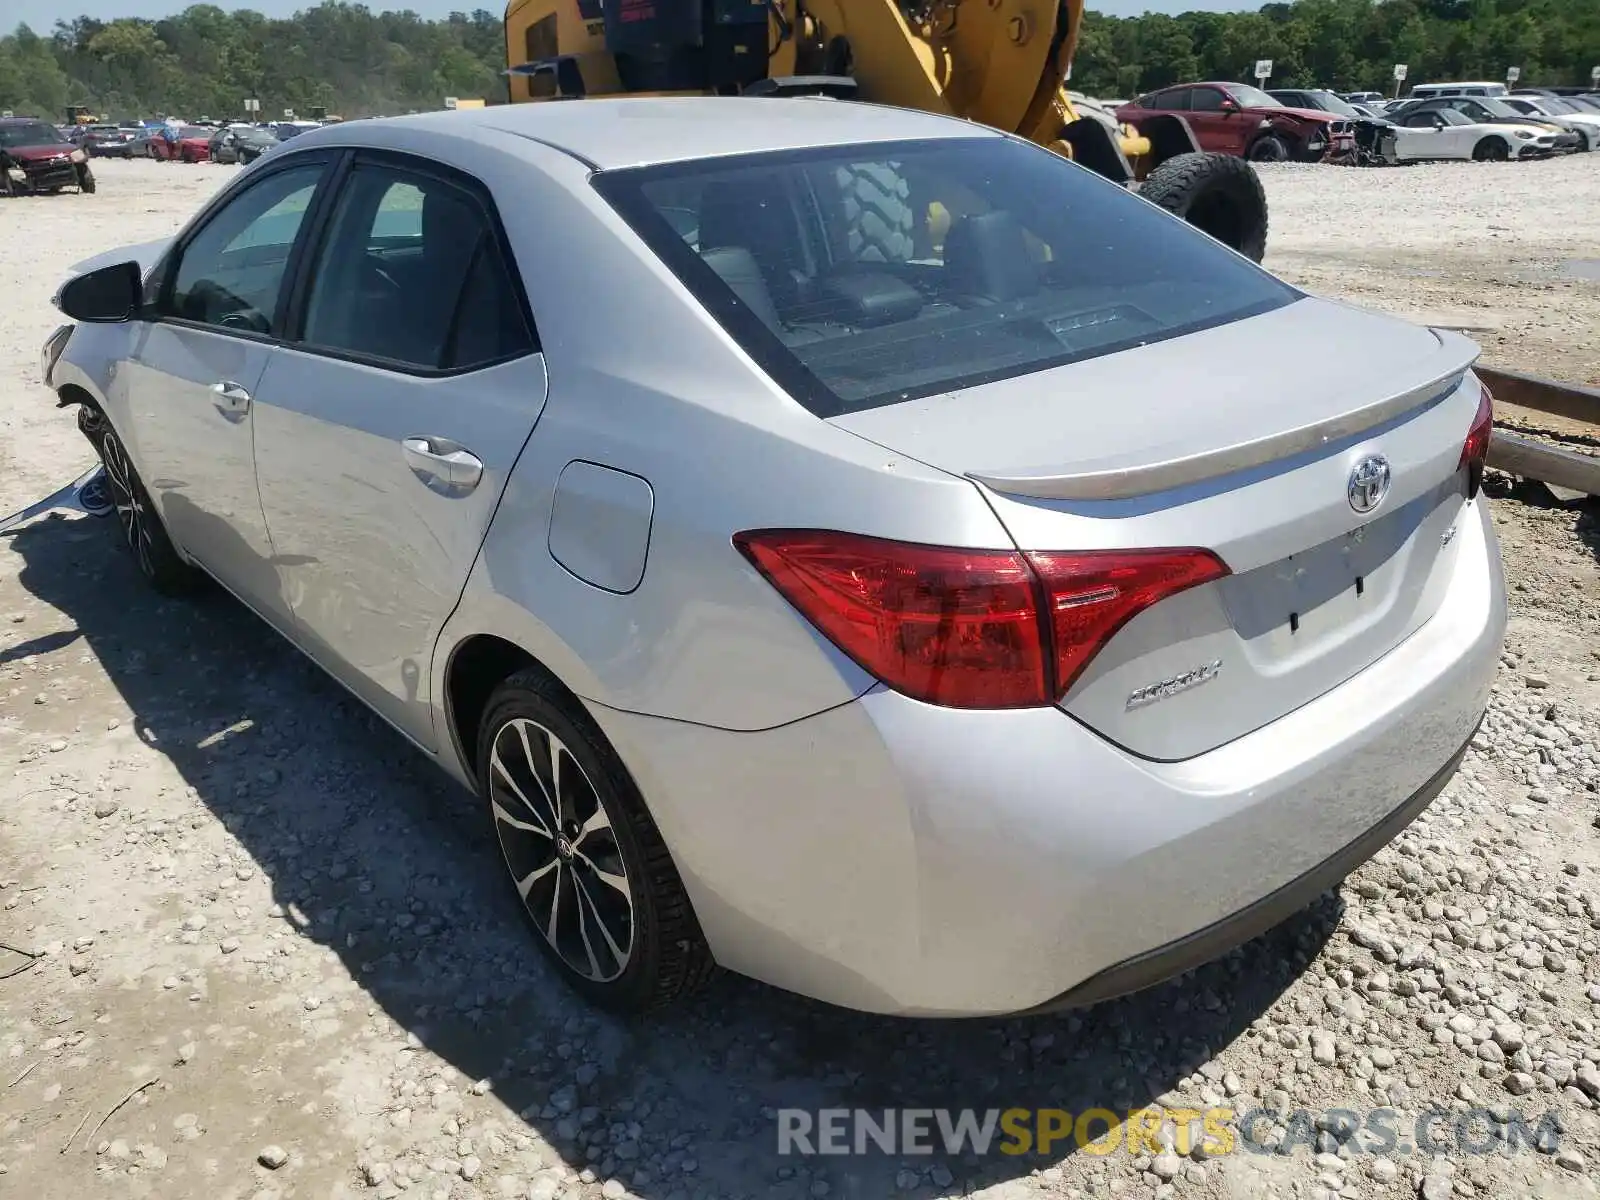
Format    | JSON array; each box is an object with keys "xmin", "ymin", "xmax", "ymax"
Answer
[{"xmin": 1347, "ymin": 455, "xmax": 1391, "ymax": 514}]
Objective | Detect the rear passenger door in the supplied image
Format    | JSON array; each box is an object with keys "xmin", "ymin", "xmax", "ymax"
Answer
[{"xmin": 249, "ymin": 152, "xmax": 546, "ymax": 748}]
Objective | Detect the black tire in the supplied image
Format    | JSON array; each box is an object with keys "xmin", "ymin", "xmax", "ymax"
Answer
[
  {"xmin": 477, "ymin": 668, "xmax": 714, "ymax": 1013},
  {"xmin": 1472, "ymin": 136, "xmax": 1509, "ymax": 162},
  {"xmin": 1138, "ymin": 151, "xmax": 1269, "ymax": 263},
  {"xmin": 833, "ymin": 161, "xmax": 916, "ymax": 264},
  {"xmin": 1247, "ymin": 134, "xmax": 1290, "ymax": 163},
  {"xmin": 88, "ymin": 414, "xmax": 200, "ymax": 595},
  {"xmin": 79, "ymin": 168, "xmax": 96, "ymax": 194}
]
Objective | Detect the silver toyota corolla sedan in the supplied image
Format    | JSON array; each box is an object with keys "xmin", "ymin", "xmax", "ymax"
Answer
[{"xmin": 42, "ymin": 98, "xmax": 1505, "ymax": 1016}]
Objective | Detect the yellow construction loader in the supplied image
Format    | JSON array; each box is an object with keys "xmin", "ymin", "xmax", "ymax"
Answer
[{"xmin": 501, "ymin": 0, "xmax": 1268, "ymax": 260}]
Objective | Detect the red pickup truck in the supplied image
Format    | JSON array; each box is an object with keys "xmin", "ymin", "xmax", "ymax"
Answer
[{"xmin": 1118, "ymin": 82, "xmax": 1356, "ymax": 163}]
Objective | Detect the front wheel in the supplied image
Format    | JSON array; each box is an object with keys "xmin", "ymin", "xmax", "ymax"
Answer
[
  {"xmin": 87, "ymin": 413, "xmax": 200, "ymax": 595},
  {"xmin": 78, "ymin": 166, "xmax": 96, "ymax": 194},
  {"xmin": 1247, "ymin": 134, "xmax": 1290, "ymax": 163},
  {"xmin": 477, "ymin": 669, "xmax": 714, "ymax": 1013},
  {"xmin": 1138, "ymin": 152, "xmax": 1269, "ymax": 263},
  {"xmin": 1472, "ymin": 137, "xmax": 1509, "ymax": 162}
]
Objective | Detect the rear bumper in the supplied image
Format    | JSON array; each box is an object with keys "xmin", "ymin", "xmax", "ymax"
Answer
[
  {"xmin": 591, "ymin": 497, "xmax": 1505, "ymax": 1016},
  {"xmin": 1019, "ymin": 724, "xmax": 1471, "ymax": 1013}
]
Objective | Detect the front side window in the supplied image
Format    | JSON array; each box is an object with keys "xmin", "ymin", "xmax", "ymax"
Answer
[
  {"xmin": 299, "ymin": 162, "xmax": 533, "ymax": 371},
  {"xmin": 166, "ymin": 162, "xmax": 325, "ymax": 334},
  {"xmin": 1225, "ymin": 84, "xmax": 1283, "ymax": 108},
  {"xmin": 1188, "ymin": 88, "xmax": 1226, "ymax": 112},
  {"xmin": 595, "ymin": 136, "xmax": 1296, "ymax": 415}
]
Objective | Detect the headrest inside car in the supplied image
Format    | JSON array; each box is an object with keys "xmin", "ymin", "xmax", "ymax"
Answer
[
  {"xmin": 944, "ymin": 210, "xmax": 1040, "ymax": 304},
  {"xmin": 817, "ymin": 270, "xmax": 925, "ymax": 328},
  {"xmin": 700, "ymin": 245, "xmax": 784, "ymax": 330}
]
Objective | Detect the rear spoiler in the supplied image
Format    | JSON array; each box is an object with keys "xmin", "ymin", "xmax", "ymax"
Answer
[{"xmin": 966, "ymin": 327, "xmax": 1480, "ymax": 501}]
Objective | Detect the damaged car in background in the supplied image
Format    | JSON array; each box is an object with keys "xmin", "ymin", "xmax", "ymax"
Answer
[
  {"xmin": 0, "ymin": 117, "xmax": 96, "ymax": 196},
  {"xmin": 1118, "ymin": 82, "xmax": 1356, "ymax": 164},
  {"xmin": 1268, "ymin": 88, "xmax": 1399, "ymax": 165}
]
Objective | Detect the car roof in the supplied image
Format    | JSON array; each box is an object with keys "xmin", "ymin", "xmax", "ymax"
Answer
[{"xmin": 285, "ymin": 96, "xmax": 995, "ymax": 170}]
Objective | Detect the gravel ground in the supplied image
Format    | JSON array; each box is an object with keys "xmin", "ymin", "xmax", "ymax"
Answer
[{"xmin": 3, "ymin": 156, "xmax": 1600, "ymax": 1200}]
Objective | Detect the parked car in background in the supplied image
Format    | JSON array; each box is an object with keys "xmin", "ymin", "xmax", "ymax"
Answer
[
  {"xmin": 0, "ymin": 117, "xmax": 96, "ymax": 195},
  {"xmin": 43, "ymin": 99, "xmax": 1504, "ymax": 1015},
  {"xmin": 1391, "ymin": 105, "xmax": 1562, "ymax": 161},
  {"xmin": 270, "ymin": 120, "xmax": 322, "ymax": 141},
  {"xmin": 1513, "ymin": 86, "xmax": 1600, "ymax": 99},
  {"xmin": 1118, "ymin": 82, "xmax": 1355, "ymax": 162},
  {"xmin": 1392, "ymin": 96, "xmax": 1582, "ymax": 154},
  {"xmin": 147, "ymin": 125, "xmax": 215, "ymax": 162},
  {"xmin": 1500, "ymin": 96, "xmax": 1600, "ymax": 150},
  {"xmin": 1341, "ymin": 91, "xmax": 1387, "ymax": 105},
  {"xmin": 77, "ymin": 124, "xmax": 138, "ymax": 158},
  {"xmin": 209, "ymin": 124, "xmax": 280, "ymax": 165},
  {"xmin": 1267, "ymin": 88, "xmax": 1397, "ymax": 164},
  {"xmin": 1406, "ymin": 82, "xmax": 1509, "ymax": 100}
]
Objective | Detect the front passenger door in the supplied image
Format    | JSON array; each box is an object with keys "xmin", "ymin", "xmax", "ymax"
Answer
[
  {"xmin": 250, "ymin": 154, "xmax": 547, "ymax": 747},
  {"xmin": 1186, "ymin": 87, "xmax": 1238, "ymax": 153}
]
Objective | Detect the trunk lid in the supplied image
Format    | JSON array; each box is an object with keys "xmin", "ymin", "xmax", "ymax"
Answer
[{"xmin": 832, "ymin": 297, "xmax": 1484, "ymax": 759}]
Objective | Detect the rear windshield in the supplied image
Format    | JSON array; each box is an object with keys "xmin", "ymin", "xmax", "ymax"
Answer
[{"xmin": 593, "ymin": 136, "xmax": 1296, "ymax": 415}]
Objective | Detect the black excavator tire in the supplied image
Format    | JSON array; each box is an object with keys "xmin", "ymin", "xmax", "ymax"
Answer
[
  {"xmin": 1137, "ymin": 152, "xmax": 1269, "ymax": 264},
  {"xmin": 832, "ymin": 161, "xmax": 917, "ymax": 264}
]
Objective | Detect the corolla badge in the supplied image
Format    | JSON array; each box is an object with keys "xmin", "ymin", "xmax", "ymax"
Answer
[
  {"xmin": 1126, "ymin": 659, "xmax": 1222, "ymax": 711},
  {"xmin": 1347, "ymin": 454, "xmax": 1391, "ymax": 515}
]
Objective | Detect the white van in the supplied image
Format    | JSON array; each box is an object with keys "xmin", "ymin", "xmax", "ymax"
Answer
[{"xmin": 1408, "ymin": 81, "xmax": 1509, "ymax": 100}]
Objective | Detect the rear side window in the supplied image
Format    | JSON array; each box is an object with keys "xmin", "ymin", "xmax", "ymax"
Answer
[
  {"xmin": 593, "ymin": 136, "xmax": 1296, "ymax": 415},
  {"xmin": 299, "ymin": 162, "xmax": 534, "ymax": 371}
]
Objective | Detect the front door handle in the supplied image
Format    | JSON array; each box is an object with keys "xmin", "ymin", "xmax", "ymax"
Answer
[
  {"xmin": 210, "ymin": 380, "xmax": 251, "ymax": 418},
  {"xmin": 402, "ymin": 436, "xmax": 484, "ymax": 491}
]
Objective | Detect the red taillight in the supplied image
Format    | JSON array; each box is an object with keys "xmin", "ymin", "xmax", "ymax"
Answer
[
  {"xmin": 734, "ymin": 530, "xmax": 1229, "ymax": 710},
  {"xmin": 1027, "ymin": 549, "xmax": 1230, "ymax": 694},
  {"xmin": 733, "ymin": 530, "xmax": 1049, "ymax": 708},
  {"xmin": 1460, "ymin": 382, "xmax": 1493, "ymax": 498}
]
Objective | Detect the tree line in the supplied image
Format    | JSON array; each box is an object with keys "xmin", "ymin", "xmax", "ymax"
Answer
[{"xmin": 2, "ymin": 0, "xmax": 1597, "ymax": 123}]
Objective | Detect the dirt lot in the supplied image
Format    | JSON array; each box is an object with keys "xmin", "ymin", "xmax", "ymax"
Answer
[{"xmin": 2, "ymin": 156, "xmax": 1600, "ymax": 1200}]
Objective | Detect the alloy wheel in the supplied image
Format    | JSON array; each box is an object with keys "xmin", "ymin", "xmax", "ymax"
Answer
[
  {"xmin": 488, "ymin": 716, "xmax": 635, "ymax": 982},
  {"xmin": 99, "ymin": 432, "xmax": 156, "ymax": 579}
]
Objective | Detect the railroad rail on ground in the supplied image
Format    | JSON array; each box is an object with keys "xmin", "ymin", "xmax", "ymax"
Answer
[{"xmin": 1476, "ymin": 365, "xmax": 1600, "ymax": 499}]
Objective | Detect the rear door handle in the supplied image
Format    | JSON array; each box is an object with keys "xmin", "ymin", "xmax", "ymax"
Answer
[
  {"xmin": 210, "ymin": 380, "xmax": 251, "ymax": 417},
  {"xmin": 402, "ymin": 436, "xmax": 484, "ymax": 491}
]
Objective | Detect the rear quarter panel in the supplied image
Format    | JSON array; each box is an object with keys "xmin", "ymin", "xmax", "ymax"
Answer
[{"xmin": 420, "ymin": 130, "xmax": 1013, "ymax": 745}]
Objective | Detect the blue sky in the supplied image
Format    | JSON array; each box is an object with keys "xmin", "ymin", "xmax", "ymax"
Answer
[{"xmin": 20, "ymin": 0, "xmax": 1260, "ymax": 32}]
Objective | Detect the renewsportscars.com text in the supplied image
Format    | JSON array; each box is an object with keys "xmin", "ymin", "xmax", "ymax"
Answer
[{"xmin": 776, "ymin": 1106, "xmax": 1563, "ymax": 1158}]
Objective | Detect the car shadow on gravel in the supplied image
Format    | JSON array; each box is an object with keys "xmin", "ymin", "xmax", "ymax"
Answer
[{"xmin": 7, "ymin": 512, "xmax": 1336, "ymax": 1199}]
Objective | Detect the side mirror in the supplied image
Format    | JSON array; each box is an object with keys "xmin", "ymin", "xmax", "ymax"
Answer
[
  {"xmin": 56, "ymin": 261, "xmax": 143, "ymax": 323},
  {"xmin": 1220, "ymin": 98, "xmax": 1240, "ymax": 113}
]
